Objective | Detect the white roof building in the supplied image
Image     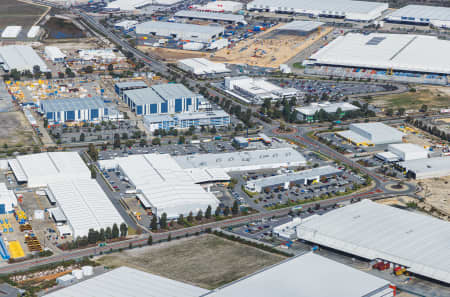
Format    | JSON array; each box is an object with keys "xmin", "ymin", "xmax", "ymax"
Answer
[
  {"xmin": 1, "ymin": 26, "xmax": 22, "ymax": 38},
  {"xmin": 45, "ymin": 46, "xmax": 67, "ymax": 62},
  {"xmin": 192, "ymin": 1, "xmax": 243, "ymax": 13},
  {"xmin": 114, "ymin": 20, "xmax": 138, "ymax": 31},
  {"xmin": 337, "ymin": 122, "xmax": 405, "ymax": 145},
  {"xmin": 0, "ymin": 183, "xmax": 18, "ymax": 213},
  {"xmin": 177, "ymin": 58, "xmax": 230, "ymax": 75},
  {"xmin": 206, "ymin": 252, "xmax": 394, "ymax": 297},
  {"xmin": 106, "ymin": 0, "xmax": 180, "ymax": 11},
  {"xmin": 78, "ymin": 49, "xmax": 125, "ymax": 62},
  {"xmin": 44, "ymin": 266, "xmax": 209, "ymax": 297},
  {"xmin": 11, "ymin": 152, "xmax": 90, "ymax": 188},
  {"xmin": 385, "ymin": 5, "xmax": 450, "ymax": 28},
  {"xmin": 27, "ymin": 26, "xmax": 40, "ymax": 39},
  {"xmin": 307, "ymin": 33, "xmax": 450, "ymax": 75},
  {"xmin": 399, "ymin": 156, "xmax": 450, "ymax": 179},
  {"xmin": 0, "ymin": 45, "xmax": 49, "ymax": 72},
  {"xmin": 114, "ymin": 154, "xmax": 220, "ymax": 219},
  {"xmin": 296, "ymin": 102, "xmax": 359, "ymax": 120},
  {"xmin": 175, "ymin": 148, "xmax": 307, "ymax": 172},
  {"xmin": 247, "ymin": 0, "xmax": 388, "ymax": 21},
  {"xmin": 387, "ymin": 143, "xmax": 428, "ymax": 161},
  {"xmin": 296, "ymin": 200, "xmax": 450, "ymax": 284},
  {"xmin": 47, "ymin": 179, "xmax": 124, "ymax": 238}
]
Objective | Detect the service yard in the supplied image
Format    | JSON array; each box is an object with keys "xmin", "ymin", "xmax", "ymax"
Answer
[
  {"xmin": 212, "ymin": 24, "xmax": 333, "ymax": 68},
  {"xmin": 0, "ymin": 0, "xmax": 48, "ymax": 29},
  {"xmin": 95, "ymin": 234, "xmax": 286, "ymax": 289}
]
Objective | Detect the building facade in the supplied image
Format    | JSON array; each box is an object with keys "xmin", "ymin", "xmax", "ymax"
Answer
[{"xmin": 144, "ymin": 110, "xmax": 230, "ymax": 131}]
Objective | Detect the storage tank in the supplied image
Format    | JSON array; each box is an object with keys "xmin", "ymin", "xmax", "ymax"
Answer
[
  {"xmin": 72, "ymin": 269, "xmax": 83, "ymax": 280},
  {"xmin": 82, "ymin": 265, "xmax": 93, "ymax": 276}
]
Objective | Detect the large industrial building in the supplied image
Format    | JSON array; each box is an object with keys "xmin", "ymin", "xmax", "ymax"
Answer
[
  {"xmin": 114, "ymin": 81, "xmax": 148, "ymax": 97},
  {"xmin": 190, "ymin": 1, "xmax": 243, "ymax": 13},
  {"xmin": 0, "ymin": 45, "xmax": 49, "ymax": 72},
  {"xmin": 398, "ymin": 156, "xmax": 450, "ymax": 179},
  {"xmin": 122, "ymin": 83, "xmax": 201, "ymax": 116},
  {"xmin": 246, "ymin": 0, "xmax": 388, "ymax": 21},
  {"xmin": 304, "ymin": 33, "xmax": 450, "ymax": 85},
  {"xmin": 246, "ymin": 166, "xmax": 342, "ymax": 193},
  {"xmin": 0, "ymin": 183, "xmax": 17, "ymax": 214},
  {"xmin": 376, "ymin": 143, "xmax": 428, "ymax": 163},
  {"xmin": 102, "ymin": 154, "xmax": 220, "ymax": 219},
  {"xmin": 295, "ymin": 102, "xmax": 359, "ymax": 122},
  {"xmin": 47, "ymin": 179, "xmax": 124, "ymax": 238},
  {"xmin": 276, "ymin": 20, "xmax": 324, "ymax": 36},
  {"xmin": 337, "ymin": 122, "xmax": 405, "ymax": 146},
  {"xmin": 296, "ymin": 200, "xmax": 450, "ymax": 285},
  {"xmin": 105, "ymin": 0, "xmax": 181, "ymax": 11},
  {"xmin": 174, "ymin": 10, "xmax": 246, "ymax": 24},
  {"xmin": 135, "ymin": 21, "xmax": 224, "ymax": 43},
  {"xmin": 175, "ymin": 148, "xmax": 307, "ymax": 172},
  {"xmin": 177, "ymin": 58, "xmax": 230, "ymax": 76},
  {"xmin": 225, "ymin": 76, "xmax": 298, "ymax": 104},
  {"xmin": 44, "ymin": 266, "xmax": 208, "ymax": 297},
  {"xmin": 40, "ymin": 97, "xmax": 111, "ymax": 124},
  {"xmin": 385, "ymin": 5, "xmax": 450, "ymax": 28},
  {"xmin": 143, "ymin": 110, "xmax": 230, "ymax": 132}
]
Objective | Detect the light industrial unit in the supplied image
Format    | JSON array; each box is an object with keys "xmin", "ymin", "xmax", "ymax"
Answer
[
  {"xmin": 143, "ymin": 110, "xmax": 230, "ymax": 132},
  {"xmin": 296, "ymin": 200, "xmax": 450, "ymax": 285},
  {"xmin": 177, "ymin": 58, "xmax": 230, "ymax": 75},
  {"xmin": 44, "ymin": 46, "xmax": 67, "ymax": 62},
  {"xmin": 295, "ymin": 102, "xmax": 359, "ymax": 122},
  {"xmin": 106, "ymin": 0, "xmax": 181, "ymax": 11},
  {"xmin": 245, "ymin": 166, "xmax": 342, "ymax": 193},
  {"xmin": 114, "ymin": 81, "xmax": 148, "ymax": 98},
  {"xmin": 337, "ymin": 122, "xmax": 405, "ymax": 146},
  {"xmin": 385, "ymin": 5, "xmax": 450, "ymax": 28},
  {"xmin": 305, "ymin": 33, "xmax": 450, "ymax": 76},
  {"xmin": 0, "ymin": 183, "xmax": 18, "ymax": 214},
  {"xmin": 205, "ymin": 252, "xmax": 395, "ymax": 297},
  {"xmin": 191, "ymin": 1, "xmax": 243, "ymax": 13},
  {"xmin": 398, "ymin": 156, "xmax": 450, "ymax": 179},
  {"xmin": 40, "ymin": 97, "xmax": 111, "ymax": 124},
  {"xmin": 108, "ymin": 154, "xmax": 220, "ymax": 219},
  {"xmin": 122, "ymin": 84, "xmax": 201, "ymax": 115},
  {"xmin": 174, "ymin": 10, "xmax": 246, "ymax": 24},
  {"xmin": 247, "ymin": 0, "xmax": 388, "ymax": 21},
  {"xmin": 377, "ymin": 143, "xmax": 429, "ymax": 162},
  {"xmin": 175, "ymin": 148, "xmax": 307, "ymax": 172},
  {"xmin": 0, "ymin": 45, "xmax": 49, "ymax": 72},
  {"xmin": 135, "ymin": 21, "xmax": 224, "ymax": 43},
  {"xmin": 276, "ymin": 20, "xmax": 324, "ymax": 35},
  {"xmin": 44, "ymin": 266, "xmax": 209, "ymax": 297}
]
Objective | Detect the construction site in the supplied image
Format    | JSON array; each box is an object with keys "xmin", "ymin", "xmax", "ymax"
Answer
[{"xmin": 211, "ymin": 23, "xmax": 333, "ymax": 68}]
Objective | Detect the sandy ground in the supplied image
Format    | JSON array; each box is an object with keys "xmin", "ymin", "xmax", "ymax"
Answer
[
  {"xmin": 373, "ymin": 86, "xmax": 450, "ymax": 110},
  {"xmin": 0, "ymin": 112, "xmax": 36, "ymax": 147},
  {"xmin": 95, "ymin": 234, "xmax": 285, "ymax": 289},
  {"xmin": 138, "ymin": 46, "xmax": 207, "ymax": 62},
  {"xmin": 402, "ymin": 131, "xmax": 433, "ymax": 148},
  {"xmin": 417, "ymin": 177, "xmax": 450, "ymax": 218},
  {"xmin": 211, "ymin": 25, "xmax": 333, "ymax": 68}
]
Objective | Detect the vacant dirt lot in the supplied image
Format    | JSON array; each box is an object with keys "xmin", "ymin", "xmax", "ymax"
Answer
[
  {"xmin": 0, "ymin": 112, "xmax": 36, "ymax": 147},
  {"xmin": 0, "ymin": 0, "xmax": 48, "ymax": 28},
  {"xmin": 95, "ymin": 234, "xmax": 286, "ymax": 289},
  {"xmin": 138, "ymin": 46, "xmax": 207, "ymax": 62},
  {"xmin": 373, "ymin": 86, "xmax": 450, "ymax": 110},
  {"xmin": 417, "ymin": 177, "xmax": 450, "ymax": 219}
]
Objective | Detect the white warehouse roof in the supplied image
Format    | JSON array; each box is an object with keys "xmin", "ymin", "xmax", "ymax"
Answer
[
  {"xmin": 27, "ymin": 26, "xmax": 40, "ymax": 39},
  {"xmin": 387, "ymin": 143, "xmax": 428, "ymax": 161},
  {"xmin": 296, "ymin": 200, "xmax": 450, "ymax": 284},
  {"xmin": 44, "ymin": 266, "xmax": 208, "ymax": 297},
  {"xmin": 178, "ymin": 58, "xmax": 230, "ymax": 75},
  {"xmin": 106, "ymin": 0, "xmax": 180, "ymax": 10},
  {"xmin": 45, "ymin": 46, "xmax": 66, "ymax": 61},
  {"xmin": 0, "ymin": 183, "xmax": 17, "ymax": 213},
  {"xmin": 175, "ymin": 10, "xmax": 245, "ymax": 23},
  {"xmin": 0, "ymin": 45, "xmax": 49, "ymax": 72},
  {"xmin": 47, "ymin": 179, "xmax": 124, "ymax": 238},
  {"xmin": 136, "ymin": 21, "xmax": 224, "ymax": 38},
  {"xmin": 206, "ymin": 252, "xmax": 393, "ymax": 297},
  {"xmin": 296, "ymin": 102, "xmax": 359, "ymax": 116},
  {"xmin": 1, "ymin": 26, "xmax": 22, "ymax": 38},
  {"xmin": 399, "ymin": 156, "xmax": 450, "ymax": 179},
  {"xmin": 278, "ymin": 20, "xmax": 324, "ymax": 32},
  {"xmin": 115, "ymin": 154, "xmax": 219, "ymax": 219},
  {"xmin": 13, "ymin": 152, "xmax": 90, "ymax": 188},
  {"xmin": 175, "ymin": 148, "xmax": 307, "ymax": 172},
  {"xmin": 386, "ymin": 5, "xmax": 450, "ymax": 26},
  {"xmin": 338, "ymin": 122, "xmax": 405, "ymax": 145},
  {"xmin": 309, "ymin": 33, "xmax": 450, "ymax": 75}
]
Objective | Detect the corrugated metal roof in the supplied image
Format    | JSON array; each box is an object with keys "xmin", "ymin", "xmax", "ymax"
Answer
[
  {"xmin": 44, "ymin": 266, "xmax": 208, "ymax": 297},
  {"xmin": 0, "ymin": 45, "xmax": 48, "ymax": 72},
  {"xmin": 278, "ymin": 20, "xmax": 324, "ymax": 32},
  {"xmin": 387, "ymin": 5, "xmax": 450, "ymax": 22},
  {"xmin": 151, "ymin": 83, "xmax": 197, "ymax": 100},
  {"xmin": 296, "ymin": 200, "xmax": 450, "ymax": 284},
  {"xmin": 123, "ymin": 87, "xmax": 165, "ymax": 105},
  {"xmin": 204, "ymin": 252, "xmax": 391, "ymax": 297},
  {"xmin": 115, "ymin": 81, "xmax": 148, "ymax": 89},
  {"xmin": 296, "ymin": 102, "xmax": 359, "ymax": 116},
  {"xmin": 136, "ymin": 21, "xmax": 224, "ymax": 35},
  {"xmin": 175, "ymin": 10, "xmax": 245, "ymax": 22},
  {"xmin": 41, "ymin": 98, "xmax": 106, "ymax": 113},
  {"xmin": 399, "ymin": 156, "xmax": 450, "ymax": 179}
]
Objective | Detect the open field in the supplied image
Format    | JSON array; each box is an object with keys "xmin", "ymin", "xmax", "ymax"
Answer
[
  {"xmin": 0, "ymin": 112, "xmax": 36, "ymax": 148},
  {"xmin": 418, "ymin": 177, "xmax": 450, "ymax": 218},
  {"xmin": 373, "ymin": 86, "xmax": 450, "ymax": 109},
  {"xmin": 138, "ymin": 46, "xmax": 207, "ymax": 62},
  {"xmin": 0, "ymin": 0, "xmax": 48, "ymax": 28},
  {"xmin": 211, "ymin": 25, "xmax": 333, "ymax": 68},
  {"xmin": 95, "ymin": 234, "xmax": 286, "ymax": 289}
]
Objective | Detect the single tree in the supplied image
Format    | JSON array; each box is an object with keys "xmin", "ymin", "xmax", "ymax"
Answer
[
  {"xmin": 196, "ymin": 210, "xmax": 203, "ymax": 221},
  {"xmin": 160, "ymin": 213, "xmax": 168, "ymax": 229},
  {"xmin": 177, "ymin": 214, "xmax": 184, "ymax": 225},
  {"xmin": 112, "ymin": 223, "xmax": 119, "ymax": 239},
  {"xmin": 187, "ymin": 211, "xmax": 194, "ymax": 222},
  {"xmin": 105, "ymin": 226, "xmax": 112, "ymax": 240},
  {"xmin": 150, "ymin": 216, "xmax": 158, "ymax": 231},
  {"xmin": 232, "ymin": 200, "xmax": 239, "ymax": 215},
  {"xmin": 120, "ymin": 223, "xmax": 128, "ymax": 237},
  {"xmin": 214, "ymin": 206, "xmax": 221, "ymax": 217},
  {"xmin": 223, "ymin": 206, "xmax": 230, "ymax": 216},
  {"xmin": 147, "ymin": 235, "xmax": 153, "ymax": 245},
  {"xmin": 205, "ymin": 205, "xmax": 212, "ymax": 219}
]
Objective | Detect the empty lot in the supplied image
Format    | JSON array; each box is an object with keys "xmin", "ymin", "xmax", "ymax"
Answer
[
  {"xmin": 0, "ymin": 0, "xmax": 48, "ymax": 28},
  {"xmin": 95, "ymin": 234, "xmax": 286, "ymax": 289},
  {"xmin": 0, "ymin": 112, "xmax": 36, "ymax": 148}
]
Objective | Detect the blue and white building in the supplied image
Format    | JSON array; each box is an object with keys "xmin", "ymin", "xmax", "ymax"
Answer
[
  {"xmin": 144, "ymin": 110, "xmax": 230, "ymax": 132},
  {"xmin": 123, "ymin": 83, "xmax": 201, "ymax": 116},
  {"xmin": 40, "ymin": 97, "xmax": 111, "ymax": 124},
  {"xmin": 114, "ymin": 81, "xmax": 148, "ymax": 98}
]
